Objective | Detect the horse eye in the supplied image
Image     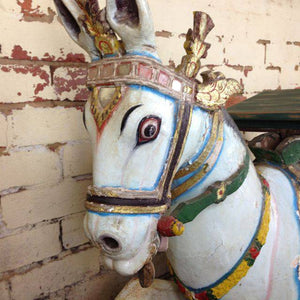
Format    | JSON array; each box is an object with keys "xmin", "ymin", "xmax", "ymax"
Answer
[{"xmin": 137, "ymin": 116, "xmax": 161, "ymax": 145}]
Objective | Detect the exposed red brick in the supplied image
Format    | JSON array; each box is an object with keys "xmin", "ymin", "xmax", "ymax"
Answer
[
  {"xmin": 257, "ymin": 39, "xmax": 271, "ymax": 45},
  {"xmin": 266, "ymin": 65, "xmax": 281, "ymax": 73},
  {"xmin": 178, "ymin": 33, "xmax": 186, "ymax": 39},
  {"xmin": 168, "ymin": 60, "xmax": 176, "ymax": 69},
  {"xmin": 53, "ymin": 68, "xmax": 89, "ymax": 101},
  {"xmin": 47, "ymin": 142, "xmax": 66, "ymax": 152},
  {"xmin": 155, "ymin": 30, "xmax": 173, "ymax": 38},
  {"xmin": 11, "ymin": 45, "xmax": 86, "ymax": 63},
  {"xmin": 224, "ymin": 60, "xmax": 253, "ymax": 77},
  {"xmin": 17, "ymin": 0, "xmax": 55, "ymax": 23},
  {"xmin": 0, "ymin": 64, "xmax": 50, "ymax": 95}
]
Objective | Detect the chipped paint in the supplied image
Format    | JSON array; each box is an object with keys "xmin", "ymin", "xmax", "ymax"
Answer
[
  {"xmin": 17, "ymin": 0, "xmax": 55, "ymax": 23},
  {"xmin": 155, "ymin": 30, "xmax": 173, "ymax": 38},
  {"xmin": 224, "ymin": 60, "xmax": 253, "ymax": 77},
  {"xmin": 257, "ymin": 39, "xmax": 271, "ymax": 64},
  {"xmin": 287, "ymin": 41, "xmax": 300, "ymax": 47},
  {"xmin": 266, "ymin": 65, "xmax": 282, "ymax": 73},
  {"xmin": 47, "ymin": 142, "xmax": 66, "ymax": 152},
  {"xmin": 53, "ymin": 68, "xmax": 89, "ymax": 101},
  {"xmin": 11, "ymin": 45, "xmax": 86, "ymax": 63},
  {"xmin": 178, "ymin": 33, "xmax": 186, "ymax": 39},
  {"xmin": 0, "ymin": 64, "xmax": 49, "ymax": 95}
]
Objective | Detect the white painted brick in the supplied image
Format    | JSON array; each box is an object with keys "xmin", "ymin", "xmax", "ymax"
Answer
[
  {"xmin": 65, "ymin": 272, "xmax": 131, "ymax": 300},
  {"xmin": 0, "ymin": 223, "xmax": 60, "ymax": 272},
  {"xmin": 0, "ymin": 147, "xmax": 61, "ymax": 191},
  {"xmin": 0, "ymin": 114, "xmax": 8, "ymax": 147},
  {"xmin": 0, "ymin": 1, "xmax": 88, "ymax": 62},
  {"xmin": 53, "ymin": 66, "xmax": 88, "ymax": 101},
  {"xmin": 279, "ymin": 67, "xmax": 300, "ymax": 90},
  {"xmin": 62, "ymin": 213, "xmax": 89, "ymax": 249},
  {"xmin": 242, "ymin": 66, "xmax": 281, "ymax": 93},
  {"xmin": 2, "ymin": 178, "xmax": 90, "ymax": 229},
  {"xmin": 11, "ymin": 248, "xmax": 100, "ymax": 300},
  {"xmin": 0, "ymin": 281, "xmax": 10, "ymax": 300},
  {"xmin": 63, "ymin": 142, "xmax": 92, "ymax": 177},
  {"xmin": 7, "ymin": 105, "xmax": 89, "ymax": 147},
  {"xmin": 0, "ymin": 64, "xmax": 54, "ymax": 103}
]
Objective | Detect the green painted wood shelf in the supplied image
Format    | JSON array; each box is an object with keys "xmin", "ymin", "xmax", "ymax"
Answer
[{"xmin": 228, "ymin": 89, "xmax": 300, "ymax": 131}]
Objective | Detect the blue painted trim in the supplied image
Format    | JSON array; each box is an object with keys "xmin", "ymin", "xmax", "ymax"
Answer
[
  {"xmin": 172, "ymin": 126, "xmax": 225, "ymax": 205},
  {"xmin": 88, "ymin": 210, "xmax": 160, "ymax": 219},
  {"xmin": 126, "ymin": 51, "xmax": 161, "ymax": 62}
]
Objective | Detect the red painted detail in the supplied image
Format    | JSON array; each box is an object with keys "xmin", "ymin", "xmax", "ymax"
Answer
[
  {"xmin": 262, "ymin": 178, "xmax": 270, "ymax": 189},
  {"xmin": 157, "ymin": 216, "xmax": 183, "ymax": 237},
  {"xmin": 158, "ymin": 71, "xmax": 170, "ymax": 86},
  {"xmin": 17, "ymin": 92, "xmax": 22, "ymax": 96},
  {"xmin": 249, "ymin": 247, "xmax": 260, "ymax": 259},
  {"xmin": 195, "ymin": 291, "xmax": 210, "ymax": 300},
  {"xmin": 138, "ymin": 63, "xmax": 153, "ymax": 80},
  {"xmin": 176, "ymin": 279, "xmax": 186, "ymax": 294}
]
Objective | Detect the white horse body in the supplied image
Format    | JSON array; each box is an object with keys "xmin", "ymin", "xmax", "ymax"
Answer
[
  {"xmin": 54, "ymin": 1, "xmax": 300, "ymax": 299},
  {"xmin": 168, "ymin": 114, "xmax": 300, "ymax": 299}
]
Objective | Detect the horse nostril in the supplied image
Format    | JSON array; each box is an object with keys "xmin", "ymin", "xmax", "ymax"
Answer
[{"xmin": 99, "ymin": 235, "xmax": 121, "ymax": 251}]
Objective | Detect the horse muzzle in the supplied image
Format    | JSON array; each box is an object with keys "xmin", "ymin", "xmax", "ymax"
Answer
[{"xmin": 83, "ymin": 210, "xmax": 160, "ymax": 275}]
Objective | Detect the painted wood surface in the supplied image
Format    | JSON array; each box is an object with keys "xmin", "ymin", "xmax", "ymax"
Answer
[{"xmin": 228, "ymin": 89, "xmax": 300, "ymax": 130}]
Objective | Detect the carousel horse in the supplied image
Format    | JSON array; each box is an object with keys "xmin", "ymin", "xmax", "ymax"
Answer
[{"xmin": 54, "ymin": 0, "xmax": 300, "ymax": 299}]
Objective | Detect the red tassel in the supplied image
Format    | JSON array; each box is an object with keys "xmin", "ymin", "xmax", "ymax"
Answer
[{"xmin": 157, "ymin": 216, "xmax": 185, "ymax": 237}]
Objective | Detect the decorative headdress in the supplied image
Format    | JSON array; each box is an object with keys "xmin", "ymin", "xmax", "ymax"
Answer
[{"xmin": 56, "ymin": 0, "xmax": 243, "ymax": 110}]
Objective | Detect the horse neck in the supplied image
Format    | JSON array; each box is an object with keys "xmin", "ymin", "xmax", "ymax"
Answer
[
  {"xmin": 172, "ymin": 109, "xmax": 254, "ymax": 207},
  {"xmin": 167, "ymin": 109, "xmax": 265, "ymax": 287}
]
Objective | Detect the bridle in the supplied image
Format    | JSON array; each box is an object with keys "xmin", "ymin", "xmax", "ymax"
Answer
[{"xmin": 85, "ymin": 54, "xmax": 210, "ymax": 215}]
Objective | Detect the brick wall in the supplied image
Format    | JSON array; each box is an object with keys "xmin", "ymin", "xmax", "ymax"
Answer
[{"xmin": 0, "ymin": 1, "xmax": 299, "ymax": 299}]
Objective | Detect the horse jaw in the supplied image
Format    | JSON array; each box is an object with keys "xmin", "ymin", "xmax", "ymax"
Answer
[{"xmin": 84, "ymin": 212, "xmax": 159, "ymax": 276}]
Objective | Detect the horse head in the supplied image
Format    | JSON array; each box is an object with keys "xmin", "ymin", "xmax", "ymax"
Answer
[{"xmin": 54, "ymin": 0, "xmax": 243, "ymax": 278}]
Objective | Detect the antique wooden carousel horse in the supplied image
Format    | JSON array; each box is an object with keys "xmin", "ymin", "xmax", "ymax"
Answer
[{"xmin": 54, "ymin": 0, "xmax": 300, "ymax": 299}]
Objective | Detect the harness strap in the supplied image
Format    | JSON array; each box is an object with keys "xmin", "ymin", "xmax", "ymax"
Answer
[
  {"xmin": 170, "ymin": 175, "xmax": 271, "ymax": 300},
  {"xmin": 172, "ymin": 111, "xmax": 224, "ymax": 199},
  {"xmin": 172, "ymin": 152, "xmax": 250, "ymax": 224},
  {"xmin": 86, "ymin": 94, "xmax": 193, "ymax": 215}
]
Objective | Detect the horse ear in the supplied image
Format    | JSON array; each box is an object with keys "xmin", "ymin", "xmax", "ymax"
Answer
[
  {"xmin": 106, "ymin": 0, "xmax": 158, "ymax": 57},
  {"xmin": 54, "ymin": 0, "xmax": 100, "ymax": 60}
]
